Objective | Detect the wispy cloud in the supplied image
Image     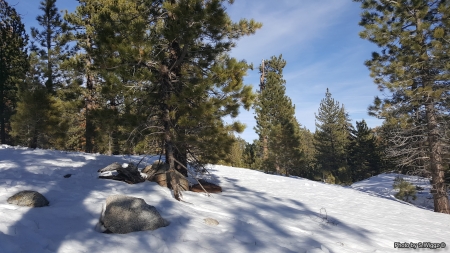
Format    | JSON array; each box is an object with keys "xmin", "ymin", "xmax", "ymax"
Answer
[
  {"xmin": 226, "ymin": 1, "xmax": 385, "ymax": 141},
  {"xmin": 228, "ymin": 0, "xmax": 351, "ymax": 64}
]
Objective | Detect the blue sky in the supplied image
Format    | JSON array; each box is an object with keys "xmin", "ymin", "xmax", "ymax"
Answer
[{"xmin": 12, "ymin": 0, "xmax": 383, "ymax": 143}]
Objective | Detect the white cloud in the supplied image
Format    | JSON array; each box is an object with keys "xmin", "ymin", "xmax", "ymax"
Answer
[{"xmin": 227, "ymin": 0, "xmax": 352, "ymax": 65}]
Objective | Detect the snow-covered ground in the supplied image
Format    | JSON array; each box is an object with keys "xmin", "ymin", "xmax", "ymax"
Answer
[
  {"xmin": 0, "ymin": 145, "xmax": 449, "ymax": 253},
  {"xmin": 351, "ymin": 173, "xmax": 438, "ymax": 211}
]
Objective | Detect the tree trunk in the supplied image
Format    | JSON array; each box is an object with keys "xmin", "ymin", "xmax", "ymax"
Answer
[
  {"xmin": 163, "ymin": 105, "xmax": 181, "ymax": 200},
  {"xmin": 84, "ymin": 50, "xmax": 94, "ymax": 153},
  {"xmin": 0, "ymin": 85, "xmax": 5, "ymax": 144},
  {"xmin": 46, "ymin": 26, "xmax": 53, "ymax": 93},
  {"xmin": 30, "ymin": 126, "xmax": 38, "ymax": 149},
  {"xmin": 426, "ymin": 102, "xmax": 450, "ymax": 214},
  {"xmin": 85, "ymin": 79, "xmax": 94, "ymax": 153},
  {"xmin": 174, "ymin": 147, "xmax": 188, "ymax": 177},
  {"xmin": 161, "ymin": 61, "xmax": 181, "ymax": 200}
]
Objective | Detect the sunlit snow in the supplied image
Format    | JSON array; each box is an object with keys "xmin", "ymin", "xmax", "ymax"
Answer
[{"xmin": 0, "ymin": 145, "xmax": 449, "ymax": 253}]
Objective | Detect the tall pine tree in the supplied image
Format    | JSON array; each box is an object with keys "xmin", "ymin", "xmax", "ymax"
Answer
[
  {"xmin": 314, "ymin": 89, "xmax": 352, "ymax": 184},
  {"xmin": 0, "ymin": 0, "xmax": 29, "ymax": 144},
  {"xmin": 11, "ymin": 0, "xmax": 68, "ymax": 148},
  {"xmin": 148, "ymin": 0, "xmax": 260, "ymax": 199},
  {"xmin": 76, "ymin": 0, "xmax": 261, "ymax": 200},
  {"xmin": 64, "ymin": 0, "xmax": 102, "ymax": 153},
  {"xmin": 31, "ymin": 0, "xmax": 68, "ymax": 93},
  {"xmin": 10, "ymin": 52, "xmax": 64, "ymax": 149},
  {"xmin": 254, "ymin": 55, "xmax": 303, "ymax": 176},
  {"xmin": 355, "ymin": 0, "xmax": 450, "ymax": 213}
]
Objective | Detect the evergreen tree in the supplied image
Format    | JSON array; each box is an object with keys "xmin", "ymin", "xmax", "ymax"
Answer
[
  {"xmin": 254, "ymin": 55, "xmax": 303, "ymax": 176},
  {"xmin": 78, "ymin": 0, "xmax": 261, "ymax": 200},
  {"xmin": 219, "ymin": 135, "xmax": 247, "ymax": 168},
  {"xmin": 242, "ymin": 140, "xmax": 257, "ymax": 169},
  {"xmin": 0, "ymin": 0, "xmax": 29, "ymax": 144},
  {"xmin": 11, "ymin": 0, "xmax": 69, "ymax": 148},
  {"xmin": 10, "ymin": 52, "xmax": 65, "ymax": 148},
  {"xmin": 64, "ymin": 0, "xmax": 102, "ymax": 153},
  {"xmin": 348, "ymin": 120, "xmax": 383, "ymax": 182},
  {"xmin": 149, "ymin": 1, "xmax": 260, "ymax": 200},
  {"xmin": 314, "ymin": 89, "xmax": 352, "ymax": 184},
  {"xmin": 298, "ymin": 127, "xmax": 317, "ymax": 179},
  {"xmin": 30, "ymin": 0, "xmax": 68, "ymax": 93},
  {"xmin": 355, "ymin": 0, "xmax": 450, "ymax": 213}
]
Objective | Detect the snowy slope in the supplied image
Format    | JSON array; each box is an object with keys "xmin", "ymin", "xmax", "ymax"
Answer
[
  {"xmin": 0, "ymin": 145, "xmax": 449, "ymax": 253},
  {"xmin": 351, "ymin": 173, "xmax": 438, "ymax": 211}
]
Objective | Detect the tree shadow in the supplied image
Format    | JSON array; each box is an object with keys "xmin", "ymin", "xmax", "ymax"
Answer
[
  {"xmin": 0, "ymin": 147, "xmax": 178, "ymax": 253},
  {"xmin": 175, "ymin": 167, "xmax": 376, "ymax": 253},
  {"xmin": 0, "ymin": 148, "xmax": 403, "ymax": 253}
]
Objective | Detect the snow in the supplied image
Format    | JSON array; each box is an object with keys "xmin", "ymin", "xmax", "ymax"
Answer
[
  {"xmin": 351, "ymin": 173, "xmax": 436, "ymax": 211},
  {"xmin": 0, "ymin": 144, "xmax": 449, "ymax": 253}
]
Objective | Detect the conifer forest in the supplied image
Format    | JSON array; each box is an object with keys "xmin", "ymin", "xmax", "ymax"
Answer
[{"xmin": 1, "ymin": 0, "xmax": 449, "ymax": 213}]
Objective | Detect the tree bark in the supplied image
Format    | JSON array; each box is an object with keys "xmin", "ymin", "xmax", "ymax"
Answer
[
  {"xmin": 85, "ymin": 73, "xmax": 94, "ymax": 153},
  {"xmin": 426, "ymin": 101, "xmax": 450, "ymax": 214},
  {"xmin": 174, "ymin": 146, "xmax": 188, "ymax": 177},
  {"xmin": 160, "ymin": 60, "xmax": 182, "ymax": 200},
  {"xmin": 0, "ymin": 85, "xmax": 5, "ymax": 144},
  {"xmin": 84, "ymin": 36, "xmax": 95, "ymax": 153}
]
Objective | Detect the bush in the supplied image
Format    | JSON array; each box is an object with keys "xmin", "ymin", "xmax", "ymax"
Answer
[{"xmin": 393, "ymin": 176, "xmax": 417, "ymax": 203}]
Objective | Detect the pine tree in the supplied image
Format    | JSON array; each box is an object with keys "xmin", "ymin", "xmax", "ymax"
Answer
[
  {"xmin": 30, "ymin": 0, "xmax": 68, "ymax": 93},
  {"xmin": 0, "ymin": 0, "xmax": 29, "ymax": 144},
  {"xmin": 298, "ymin": 127, "xmax": 317, "ymax": 179},
  {"xmin": 242, "ymin": 140, "xmax": 257, "ymax": 169},
  {"xmin": 10, "ymin": 52, "xmax": 64, "ymax": 148},
  {"xmin": 11, "ymin": 0, "xmax": 69, "ymax": 148},
  {"xmin": 314, "ymin": 89, "xmax": 352, "ymax": 184},
  {"xmin": 219, "ymin": 135, "xmax": 247, "ymax": 167},
  {"xmin": 348, "ymin": 120, "xmax": 383, "ymax": 182},
  {"xmin": 355, "ymin": 0, "xmax": 450, "ymax": 213},
  {"xmin": 64, "ymin": 0, "xmax": 102, "ymax": 153},
  {"xmin": 254, "ymin": 55, "xmax": 303, "ymax": 176},
  {"xmin": 79, "ymin": 0, "xmax": 261, "ymax": 200}
]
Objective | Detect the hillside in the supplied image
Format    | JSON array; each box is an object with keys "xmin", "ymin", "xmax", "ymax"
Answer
[{"xmin": 0, "ymin": 145, "xmax": 449, "ymax": 253}]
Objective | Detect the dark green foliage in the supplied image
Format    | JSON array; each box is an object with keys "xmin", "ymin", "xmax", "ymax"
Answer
[
  {"xmin": 218, "ymin": 136, "xmax": 250, "ymax": 168},
  {"xmin": 147, "ymin": 0, "xmax": 261, "ymax": 199},
  {"xmin": 355, "ymin": 0, "xmax": 450, "ymax": 213},
  {"xmin": 393, "ymin": 176, "xmax": 417, "ymax": 203},
  {"xmin": 0, "ymin": 0, "xmax": 29, "ymax": 144},
  {"xmin": 314, "ymin": 89, "xmax": 352, "ymax": 184},
  {"xmin": 10, "ymin": 0, "xmax": 70, "ymax": 149},
  {"xmin": 10, "ymin": 52, "xmax": 66, "ymax": 148},
  {"xmin": 298, "ymin": 127, "xmax": 317, "ymax": 179},
  {"xmin": 63, "ymin": 0, "xmax": 103, "ymax": 153},
  {"xmin": 242, "ymin": 140, "xmax": 257, "ymax": 169},
  {"xmin": 254, "ymin": 55, "xmax": 304, "ymax": 176},
  {"xmin": 61, "ymin": 0, "xmax": 261, "ymax": 200},
  {"xmin": 348, "ymin": 120, "xmax": 384, "ymax": 182},
  {"xmin": 7, "ymin": 0, "xmax": 262, "ymax": 201}
]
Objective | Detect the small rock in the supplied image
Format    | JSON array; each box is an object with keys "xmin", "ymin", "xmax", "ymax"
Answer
[{"xmin": 204, "ymin": 218, "xmax": 219, "ymax": 226}]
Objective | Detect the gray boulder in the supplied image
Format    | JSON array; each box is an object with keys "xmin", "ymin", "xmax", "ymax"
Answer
[
  {"xmin": 101, "ymin": 195, "xmax": 169, "ymax": 234},
  {"xmin": 7, "ymin": 190, "xmax": 49, "ymax": 207}
]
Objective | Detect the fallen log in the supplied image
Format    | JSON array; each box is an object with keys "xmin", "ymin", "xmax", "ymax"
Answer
[{"xmin": 98, "ymin": 162, "xmax": 145, "ymax": 184}]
